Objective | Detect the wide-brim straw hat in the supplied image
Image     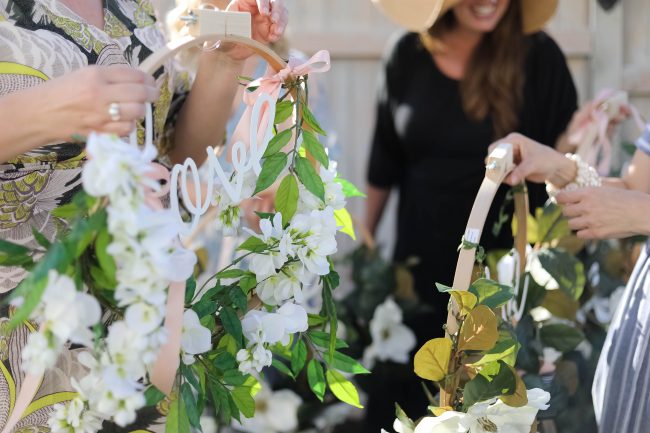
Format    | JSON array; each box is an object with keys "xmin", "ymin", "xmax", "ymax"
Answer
[{"xmin": 372, "ymin": 0, "xmax": 558, "ymax": 34}]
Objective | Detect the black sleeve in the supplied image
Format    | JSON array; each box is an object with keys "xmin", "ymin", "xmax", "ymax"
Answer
[
  {"xmin": 531, "ymin": 32, "xmax": 578, "ymax": 146},
  {"xmin": 366, "ymin": 33, "xmax": 408, "ymax": 189}
]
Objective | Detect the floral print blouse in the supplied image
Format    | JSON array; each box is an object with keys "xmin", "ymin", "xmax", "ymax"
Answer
[{"xmin": 0, "ymin": 0, "xmax": 188, "ymax": 430}]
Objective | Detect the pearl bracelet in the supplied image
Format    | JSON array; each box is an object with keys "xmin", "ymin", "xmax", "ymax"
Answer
[{"xmin": 546, "ymin": 153, "xmax": 602, "ymax": 201}]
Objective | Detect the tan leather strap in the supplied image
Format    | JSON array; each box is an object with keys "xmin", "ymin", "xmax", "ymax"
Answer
[{"xmin": 447, "ymin": 144, "xmax": 529, "ymax": 334}]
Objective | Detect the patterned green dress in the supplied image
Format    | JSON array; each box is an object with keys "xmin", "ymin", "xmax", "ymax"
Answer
[{"xmin": 0, "ymin": 0, "xmax": 188, "ymax": 430}]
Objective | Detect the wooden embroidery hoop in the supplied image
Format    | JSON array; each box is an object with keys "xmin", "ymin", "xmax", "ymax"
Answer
[
  {"xmin": 440, "ymin": 142, "xmax": 529, "ymax": 406},
  {"xmin": 1, "ymin": 10, "xmax": 292, "ymax": 433}
]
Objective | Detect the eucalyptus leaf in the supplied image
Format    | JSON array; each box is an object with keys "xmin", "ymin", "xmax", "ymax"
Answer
[
  {"xmin": 469, "ymin": 278, "xmax": 514, "ymax": 309},
  {"xmin": 463, "ymin": 361, "xmax": 517, "ymax": 409}
]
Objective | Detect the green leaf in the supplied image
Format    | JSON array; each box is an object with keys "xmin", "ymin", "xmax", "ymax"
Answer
[
  {"xmin": 220, "ymin": 306, "xmax": 243, "ymax": 347},
  {"xmin": 463, "ymin": 361, "xmax": 517, "ymax": 409},
  {"xmin": 274, "ymin": 100, "xmax": 294, "ymax": 125},
  {"xmin": 307, "ymin": 359, "xmax": 326, "ymax": 401},
  {"xmin": 471, "ymin": 329, "xmax": 520, "ymax": 367},
  {"xmin": 329, "ymin": 351, "xmax": 370, "ymax": 374},
  {"xmin": 469, "ymin": 278, "xmax": 514, "ymax": 309},
  {"xmin": 217, "ymin": 334, "xmax": 239, "ymax": 356},
  {"xmin": 214, "ymin": 351, "xmax": 237, "ymax": 370},
  {"xmin": 223, "ymin": 369, "xmax": 247, "ymax": 386},
  {"xmin": 144, "ymin": 386, "xmax": 166, "ymax": 406},
  {"xmin": 166, "ymin": 393, "xmax": 191, "ymax": 433},
  {"xmin": 291, "ymin": 339, "xmax": 308, "ymax": 375},
  {"xmin": 302, "ymin": 130, "xmax": 329, "ymax": 169},
  {"xmin": 335, "ymin": 177, "xmax": 366, "ymax": 198},
  {"xmin": 334, "ymin": 208, "xmax": 356, "ymax": 240},
  {"xmin": 8, "ymin": 241, "xmax": 69, "ymax": 326},
  {"xmin": 272, "ymin": 357, "xmax": 295, "ymax": 379},
  {"xmin": 533, "ymin": 248, "xmax": 585, "ymax": 300},
  {"xmin": 181, "ymin": 382, "xmax": 201, "ymax": 429},
  {"xmin": 31, "ymin": 229, "xmax": 51, "ymax": 249},
  {"xmin": 302, "ymin": 103, "xmax": 327, "ymax": 135},
  {"xmin": 254, "ymin": 152, "xmax": 287, "ymax": 195},
  {"xmin": 192, "ymin": 298, "xmax": 218, "ymax": 318},
  {"xmin": 308, "ymin": 314, "xmax": 327, "ymax": 327},
  {"xmin": 436, "ymin": 283, "xmax": 453, "ymax": 293},
  {"xmin": 308, "ymin": 331, "xmax": 348, "ymax": 350},
  {"xmin": 326, "ymin": 369, "xmax": 363, "ymax": 408},
  {"xmin": 95, "ymin": 228, "xmax": 116, "ymax": 281},
  {"xmin": 321, "ymin": 279, "xmax": 338, "ymax": 362},
  {"xmin": 217, "ymin": 269, "xmax": 245, "ymax": 279},
  {"xmin": 181, "ymin": 364, "xmax": 201, "ymax": 393},
  {"xmin": 184, "ymin": 277, "xmax": 197, "ymax": 305},
  {"xmin": 295, "ymin": 156, "xmax": 325, "ymax": 201},
  {"xmin": 275, "ymin": 174, "xmax": 299, "ymax": 225},
  {"xmin": 239, "ymin": 273, "xmax": 257, "ymax": 293},
  {"xmin": 237, "ymin": 236, "xmax": 268, "ymax": 253},
  {"xmin": 0, "ymin": 239, "xmax": 33, "ymax": 267},
  {"xmin": 232, "ymin": 386, "xmax": 256, "ymax": 418},
  {"xmin": 536, "ymin": 203, "xmax": 570, "ymax": 243},
  {"xmin": 539, "ymin": 323, "xmax": 585, "ymax": 353},
  {"xmin": 228, "ymin": 286, "xmax": 248, "ymax": 312},
  {"xmin": 264, "ymin": 129, "xmax": 293, "ymax": 158}
]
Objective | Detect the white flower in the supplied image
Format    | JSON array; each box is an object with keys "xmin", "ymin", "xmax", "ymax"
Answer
[
  {"xmin": 216, "ymin": 205, "xmax": 242, "ymax": 236},
  {"xmin": 124, "ymin": 302, "xmax": 165, "ymax": 335},
  {"xmin": 497, "ymin": 253, "xmax": 516, "ymax": 286},
  {"xmin": 48, "ymin": 398, "xmax": 104, "ymax": 433},
  {"xmin": 297, "ymin": 165, "xmax": 346, "ymax": 212},
  {"xmin": 412, "ymin": 411, "xmax": 466, "ymax": 433},
  {"xmin": 236, "ymin": 344, "xmax": 272, "ymax": 374},
  {"xmin": 363, "ymin": 297, "xmax": 416, "ymax": 368},
  {"xmin": 83, "ymin": 133, "xmax": 153, "ymax": 198},
  {"xmin": 21, "ymin": 332, "xmax": 59, "ymax": 375},
  {"xmin": 236, "ymin": 386, "xmax": 302, "ymax": 433},
  {"xmin": 276, "ymin": 302, "xmax": 308, "ymax": 342},
  {"xmin": 290, "ymin": 207, "xmax": 337, "ymax": 275},
  {"xmin": 250, "ymin": 252, "xmax": 287, "ymax": 279},
  {"xmin": 241, "ymin": 310, "xmax": 287, "ymax": 345},
  {"xmin": 39, "ymin": 270, "xmax": 101, "ymax": 345},
  {"xmin": 181, "ymin": 309, "xmax": 212, "ymax": 365},
  {"xmin": 256, "ymin": 263, "xmax": 309, "ymax": 306},
  {"xmin": 461, "ymin": 388, "xmax": 551, "ymax": 433}
]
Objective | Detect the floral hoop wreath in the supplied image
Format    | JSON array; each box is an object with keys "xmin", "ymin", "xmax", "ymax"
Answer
[
  {"xmin": 399, "ymin": 145, "xmax": 555, "ymax": 433},
  {"xmin": 1, "ymin": 9, "xmax": 366, "ymax": 433}
]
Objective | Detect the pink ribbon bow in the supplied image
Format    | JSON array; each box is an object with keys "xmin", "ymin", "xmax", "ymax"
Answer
[{"xmin": 228, "ymin": 50, "xmax": 331, "ymax": 161}]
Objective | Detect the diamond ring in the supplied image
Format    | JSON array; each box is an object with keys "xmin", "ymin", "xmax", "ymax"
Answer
[{"xmin": 108, "ymin": 102, "xmax": 121, "ymax": 122}]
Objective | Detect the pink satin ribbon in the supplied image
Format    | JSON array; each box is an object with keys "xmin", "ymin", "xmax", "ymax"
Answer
[
  {"xmin": 569, "ymin": 89, "xmax": 645, "ymax": 175},
  {"xmin": 228, "ymin": 50, "xmax": 331, "ymax": 160}
]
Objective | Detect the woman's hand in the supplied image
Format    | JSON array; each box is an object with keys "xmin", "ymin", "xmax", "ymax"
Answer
[
  {"xmin": 489, "ymin": 133, "xmax": 576, "ymax": 187},
  {"xmin": 214, "ymin": 0, "xmax": 287, "ymax": 61},
  {"xmin": 557, "ymin": 187, "xmax": 650, "ymax": 239},
  {"xmin": 45, "ymin": 65, "xmax": 159, "ymax": 139}
]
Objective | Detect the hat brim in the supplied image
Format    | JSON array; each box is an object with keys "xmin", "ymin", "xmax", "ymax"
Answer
[{"xmin": 372, "ymin": 0, "xmax": 558, "ymax": 34}]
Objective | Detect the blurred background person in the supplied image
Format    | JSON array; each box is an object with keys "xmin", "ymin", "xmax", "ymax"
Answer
[{"xmin": 363, "ymin": 0, "xmax": 578, "ymax": 430}]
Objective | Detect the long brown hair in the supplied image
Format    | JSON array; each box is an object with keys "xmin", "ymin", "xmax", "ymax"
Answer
[{"xmin": 421, "ymin": 0, "xmax": 527, "ymax": 138}]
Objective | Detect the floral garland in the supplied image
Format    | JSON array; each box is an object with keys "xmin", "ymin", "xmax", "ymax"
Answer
[{"xmin": 1, "ymin": 55, "xmax": 368, "ymax": 432}]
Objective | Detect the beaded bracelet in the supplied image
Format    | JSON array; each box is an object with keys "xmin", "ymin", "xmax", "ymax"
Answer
[{"xmin": 546, "ymin": 153, "xmax": 602, "ymax": 201}]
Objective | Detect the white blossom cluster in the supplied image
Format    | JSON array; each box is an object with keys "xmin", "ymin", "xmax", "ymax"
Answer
[
  {"xmin": 363, "ymin": 297, "xmax": 416, "ymax": 369},
  {"xmin": 233, "ymin": 165, "xmax": 346, "ymax": 375},
  {"xmin": 389, "ymin": 388, "xmax": 551, "ymax": 433},
  {"xmin": 18, "ymin": 133, "xmax": 200, "ymax": 432}
]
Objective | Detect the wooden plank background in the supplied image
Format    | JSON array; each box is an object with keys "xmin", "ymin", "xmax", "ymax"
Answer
[{"xmin": 161, "ymin": 0, "xmax": 650, "ymax": 255}]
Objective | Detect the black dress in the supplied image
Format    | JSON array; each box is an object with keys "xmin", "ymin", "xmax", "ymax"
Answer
[{"xmin": 363, "ymin": 31, "xmax": 577, "ymax": 431}]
